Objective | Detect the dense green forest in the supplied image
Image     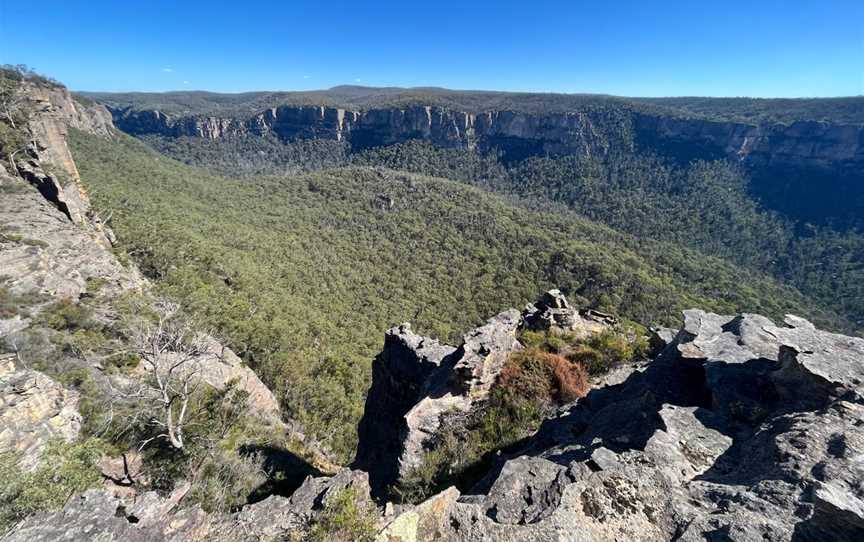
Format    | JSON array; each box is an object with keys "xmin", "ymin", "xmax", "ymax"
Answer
[
  {"xmin": 140, "ymin": 134, "xmax": 864, "ymax": 331},
  {"xmin": 82, "ymin": 88, "xmax": 645, "ymax": 117},
  {"xmin": 70, "ymin": 130, "xmax": 844, "ymax": 461},
  {"xmin": 140, "ymin": 133, "xmax": 350, "ymax": 176},
  {"xmin": 634, "ymin": 96, "xmax": 864, "ymax": 125},
  {"xmin": 355, "ymin": 141, "xmax": 864, "ymax": 328}
]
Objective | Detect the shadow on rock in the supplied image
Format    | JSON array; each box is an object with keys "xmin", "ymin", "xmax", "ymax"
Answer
[{"xmin": 242, "ymin": 444, "xmax": 323, "ymax": 503}]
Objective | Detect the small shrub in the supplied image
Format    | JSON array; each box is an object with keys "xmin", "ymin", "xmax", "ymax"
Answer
[
  {"xmin": 104, "ymin": 351, "xmax": 141, "ymax": 371},
  {"xmin": 499, "ymin": 348, "xmax": 589, "ymax": 404},
  {"xmin": 395, "ymin": 348, "xmax": 590, "ymax": 502},
  {"xmin": 309, "ymin": 487, "xmax": 378, "ymax": 542},
  {"xmin": 567, "ymin": 328, "xmax": 646, "ymax": 376},
  {"xmin": 186, "ymin": 450, "xmax": 266, "ymax": 514},
  {"xmin": 84, "ymin": 276, "xmax": 109, "ymax": 295},
  {"xmin": 5, "ymin": 328, "xmax": 59, "ymax": 370},
  {"xmin": 38, "ymin": 300, "xmax": 96, "ymax": 332},
  {"xmin": 62, "ymin": 328, "xmax": 109, "ymax": 357},
  {"xmin": 394, "ymin": 430, "xmax": 464, "ymax": 503}
]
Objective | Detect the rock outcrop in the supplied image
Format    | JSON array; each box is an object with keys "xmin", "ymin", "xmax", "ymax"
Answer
[
  {"xmin": 420, "ymin": 310, "xmax": 864, "ymax": 541},
  {"xmin": 189, "ymin": 336, "xmax": 282, "ymax": 420},
  {"xmin": 17, "ymin": 82, "xmax": 114, "ymax": 230},
  {"xmin": 354, "ymin": 290, "xmax": 610, "ymax": 494},
  {"xmin": 0, "ymin": 169, "xmax": 143, "ymax": 299},
  {"xmin": 2, "ymin": 468, "xmax": 373, "ymax": 542},
  {"xmin": 0, "ymin": 360, "xmax": 81, "ymax": 470}
]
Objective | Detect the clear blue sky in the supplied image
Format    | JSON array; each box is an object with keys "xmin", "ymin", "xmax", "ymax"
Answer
[{"xmin": 1, "ymin": 0, "xmax": 861, "ymax": 97}]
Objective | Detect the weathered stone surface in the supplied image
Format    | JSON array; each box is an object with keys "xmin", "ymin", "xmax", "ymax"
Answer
[
  {"xmin": 0, "ymin": 361, "xmax": 81, "ymax": 470},
  {"xmin": 430, "ymin": 310, "xmax": 864, "ymax": 541},
  {"xmin": 356, "ymin": 306, "xmax": 523, "ymax": 493},
  {"xmin": 355, "ymin": 323, "xmax": 458, "ymax": 492},
  {"xmin": 357, "ymin": 290, "xmax": 620, "ymax": 495},
  {"xmin": 481, "ymin": 456, "xmax": 566, "ymax": 525},
  {"xmin": 22, "ymin": 82, "xmax": 114, "ymax": 229},
  {"xmin": 3, "ymin": 488, "xmax": 212, "ymax": 542},
  {"xmin": 0, "ymin": 171, "xmax": 143, "ymax": 300},
  {"xmin": 377, "ymin": 486, "xmax": 460, "ymax": 542},
  {"xmin": 194, "ymin": 336, "xmax": 281, "ymax": 419}
]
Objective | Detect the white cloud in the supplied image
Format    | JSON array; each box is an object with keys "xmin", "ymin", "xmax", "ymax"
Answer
[
  {"xmin": 162, "ymin": 67, "xmax": 173, "ymax": 73},
  {"xmin": 303, "ymin": 75, "xmax": 311, "ymax": 79},
  {"xmin": 354, "ymin": 78, "xmax": 361, "ymax": 83},
  {"xmin": 183, "ymin": 80, "xmax": 190, "ymax": 85}
]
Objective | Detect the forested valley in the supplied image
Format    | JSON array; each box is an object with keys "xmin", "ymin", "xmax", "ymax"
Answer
[
  {"xmin": 141, "ymin": 132, "xmax": 864, "ymax": 335},
  {"xmin": 71, "ymin": 126, "xmax": 858, "ymax": 461}
]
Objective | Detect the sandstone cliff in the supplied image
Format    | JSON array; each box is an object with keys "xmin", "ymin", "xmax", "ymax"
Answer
[{"xmin": 107, "ymin": 101, "xmax": 864, "ymax": 170}]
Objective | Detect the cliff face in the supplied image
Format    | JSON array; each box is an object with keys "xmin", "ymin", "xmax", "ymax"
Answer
[
  {"xmin": 107, "ymin": 101, "xmax": 864, "ymax": 227},
  {"xmin": 18, "ymin": 84, "xmax": 115, "ymax": 228},
  {"xmin": 633, "ymin": 113, "xmax": 864, "ymax": 168},
  {"xmin": 108, "ymin": 102, "xmax": 864, "ymax": 168},
  {"xmin": 358, "ymin": 295, "xmax": 864, "ymax": 541}
]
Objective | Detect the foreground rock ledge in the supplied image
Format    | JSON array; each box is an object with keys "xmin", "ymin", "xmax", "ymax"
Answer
[{"xmin": 5, "ymin": 307, "xmax": 864, "ymax": 541}]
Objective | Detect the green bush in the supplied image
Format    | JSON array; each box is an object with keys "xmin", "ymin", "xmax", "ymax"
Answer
[
  {"xmin": 185, "ymin": 450, "xmax": 265, "ymax": 514},
  {"xmin": 38, "ymin": 300, "xmax": 96, "ymax": 332},
  {"xmin": 395, "ymin": 348, "xmax": 590, "ymax": 502},
  {"xmin": 567, "ymin": 328, "xmax": 648, "ymax": 376},
  {"xmin": 309, "ymin": 487, "xmax": 378, "ymax": 542},
  {"xmin": 0, "ymin": 438, "xmax": 105, "ymax": 533},
  {"xmin": 61, "ymin": 328, "xmax": 109, "ymax": 357}
]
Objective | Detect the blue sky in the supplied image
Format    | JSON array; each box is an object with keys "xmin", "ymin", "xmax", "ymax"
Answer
[{"xmin": 1, "ymin": 0, "xmax": 861, "ymax": 97}]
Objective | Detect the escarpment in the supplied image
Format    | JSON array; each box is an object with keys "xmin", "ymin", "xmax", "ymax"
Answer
[
  {"xmin": 360, "ymin": 293, "xmax": 864, "ymax": 541},
  {"xmin": 106, "ymin": 100, "xmax": 864, "ymax": 168}
]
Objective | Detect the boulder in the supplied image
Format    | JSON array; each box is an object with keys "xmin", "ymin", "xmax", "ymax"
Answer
[
  {"xmin": 523, "ymin": 289, "xmax": 614, "ymax": 338},
  {"xmin": 0, "ymin": 361, "xmax": 81, "ymax": 470},
  {"xmin": 195, "ymin": 336, "xmax": 281, "ymax": 420},
  {"xmin": 377, "ymin": 486, "xmax": 460, "ymax": 542}
]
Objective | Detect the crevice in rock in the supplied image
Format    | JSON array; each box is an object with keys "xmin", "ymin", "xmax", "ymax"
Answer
[{"xmin": 17, "ymin": 165, "xmax": 74, "ymax": 222}]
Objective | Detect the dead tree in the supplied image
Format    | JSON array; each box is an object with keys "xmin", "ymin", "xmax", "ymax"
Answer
[
  {"xmin": 114, "ymin": 301, "xmax": 214, "ymax": 451},
  {"xmin": 0, "ymin": 67, "xmax": 32, "ymax": 173}
]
